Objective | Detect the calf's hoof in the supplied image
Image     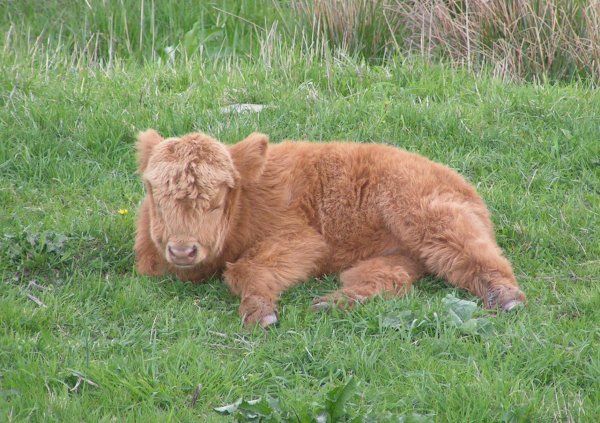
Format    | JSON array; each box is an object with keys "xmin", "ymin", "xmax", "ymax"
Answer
[
  {"xmin": 501, "ymin": 299, "xmax": 524, "ymax": 311},
  {"xmin": 312, "ymin": 292, "xmax": 364, "ymax": 311},
  {"xmin": 240, "ymin": 295, "xmax": 279, "ymax": 328},
  {"xmin": 312, "ymin": 300, "xmax": 333, "ymax": 311},
  {"xmin": 486, "ymin": 285, "xmax": 526, "ymax": 312}
]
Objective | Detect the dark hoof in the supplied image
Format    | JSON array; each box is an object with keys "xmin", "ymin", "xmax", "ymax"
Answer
[{"xmin": 501, "ymin": 299, "xmax": 524, "ymax": 312}]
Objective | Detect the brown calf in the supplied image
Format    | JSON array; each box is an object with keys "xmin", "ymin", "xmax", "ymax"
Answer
[{"xmin": 135, "ymin": 130, "xmax": 525, "ymax": 327}]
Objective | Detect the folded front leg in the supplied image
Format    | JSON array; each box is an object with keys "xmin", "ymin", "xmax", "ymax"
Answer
[
  {"xmin": 223, "ymin": 226, "xmax": 328, "ymax": 327},
  {"xmin": 135, "ymin": 198, "xmax": 167, "ymax": 276}
]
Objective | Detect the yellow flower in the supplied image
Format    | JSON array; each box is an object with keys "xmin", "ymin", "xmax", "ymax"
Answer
[{"xmin": 118, "ymin": 209, "xmax": 129, "ymax": 215}]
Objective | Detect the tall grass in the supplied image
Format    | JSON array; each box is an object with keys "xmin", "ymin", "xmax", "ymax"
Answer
[
  {"xmin": 288, "ymin": 0, "xmax": 403, "ymax": 59},
  {"xmin": 396, "ymin": 0, "xmax": 600, "ymax": 82},
  {"xmin": 290, "ymin": 0, "xmax": 600, "ymax": 83},
  {"xmin": 1, "ymin": 0, "xmax": 598, "ymax": 81},
  {"xmin": 0, "ymin": 0, "xmax": 277, "ymax": 66}
]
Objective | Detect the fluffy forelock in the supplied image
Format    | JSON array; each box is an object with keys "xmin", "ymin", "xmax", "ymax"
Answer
[{"xmin": 144, "ymin": 133, "xmax": 235, "ymax": 202}]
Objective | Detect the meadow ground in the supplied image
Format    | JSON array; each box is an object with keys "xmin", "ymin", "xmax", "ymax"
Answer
[{"xmin": 1, "ymin": 3, "xmax": 600, "ymax": 422}]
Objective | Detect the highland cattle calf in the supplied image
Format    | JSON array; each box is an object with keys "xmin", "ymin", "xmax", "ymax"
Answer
[{"xmin": 135, "ymin": 130, "xmax": 525, "ymax": 327}]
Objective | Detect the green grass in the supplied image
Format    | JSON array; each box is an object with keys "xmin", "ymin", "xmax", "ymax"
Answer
[
  {"xmin": 0, "ymin": 0, "xmax": 279, "ymax": 64},
  {"xmin": 1, "ymin": 2, "xmax": 600, "ymax": 422}
]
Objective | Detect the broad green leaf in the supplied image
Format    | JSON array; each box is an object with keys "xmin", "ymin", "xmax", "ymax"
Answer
[
  {"xmin": 381, "ymin": 310, "xmax": 416, "ymax": 330},
  {"xmin": 442, "ymin": 294, "xmax": 478, "ymax": 322},
  {"xmin": 460, "ymin": 317, "xmax": 493, "ymax": 337},
  {"xmin": 214, "ymin": 397, "xmax": 243, "ymax": 415},
  {"xmin": 324, "ymin": 377, "xmax": 357, "ymax": 421},
  {"xmin": 183, "ymin": 22, "xmax": 201, "ymax": 57},
  {"xmin": 237, "ymin": 397, "xmax": 275, "ymax": 417},
  {"xmin": 398, "ymin": 413, "xmax": 434, "ymax": 422}
]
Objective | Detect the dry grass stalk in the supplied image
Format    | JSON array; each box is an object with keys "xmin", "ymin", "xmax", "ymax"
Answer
[
  {"xmin": 291, "ymin": 0, "xmax": 402, "ymax": 58},
  {"xmin": 292, "ymin": 0, "xmax": 600, "ymax": 82},
  {"xmin": 394, "ymin": 0, "xmax": 600, "ymax": 81}
]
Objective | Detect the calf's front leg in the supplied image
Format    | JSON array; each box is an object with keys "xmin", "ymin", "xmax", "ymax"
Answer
[
  {"xmin": 135, "ymin": 198, "xmax": 167, "ymax": 276},
  {"xmin": 223, "ymin": 227, "xmax": 328, "ymax": 327}
]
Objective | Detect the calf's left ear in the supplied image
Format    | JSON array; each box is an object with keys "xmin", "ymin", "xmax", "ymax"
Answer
[
  {"xmin": 136, "ymin": 129, "xmax": 163, "ymax": 173},
  {"xmin": 229, "ymin": 132, "xmax": 268, "ymax": 184}
]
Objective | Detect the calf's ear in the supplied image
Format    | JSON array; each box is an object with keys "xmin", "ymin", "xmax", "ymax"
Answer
[
  {"xmin": 136, "ymin": 129, "xmax": 163, "ymax": 173},
  {"xmin": 229, "ymin": 132, "xmax": 268, "ymax": 183}
]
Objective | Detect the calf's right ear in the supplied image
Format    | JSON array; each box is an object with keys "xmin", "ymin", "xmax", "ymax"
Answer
[{"xmin": 136, "ymin": 129, "xmax": 163, "ymax": 173}]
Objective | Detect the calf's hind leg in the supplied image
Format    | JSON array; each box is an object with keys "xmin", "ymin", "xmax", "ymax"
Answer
[
  {"xmin": 416, "ymin": 200, "xmax": 525, "ymax": 310},
  {"xmin": 313, "ymin": 254, "xmax": 425, "ymax": 309}
]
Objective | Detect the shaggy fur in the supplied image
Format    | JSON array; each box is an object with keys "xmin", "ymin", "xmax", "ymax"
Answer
[{"xmin": 135, "ymin": 130, "xmax": 525, "ymax": 327}]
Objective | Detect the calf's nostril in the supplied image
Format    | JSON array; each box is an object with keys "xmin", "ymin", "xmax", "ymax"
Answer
[{"xmin": 188, "ymin": 245, "xmax": 198, "ymax": 258}]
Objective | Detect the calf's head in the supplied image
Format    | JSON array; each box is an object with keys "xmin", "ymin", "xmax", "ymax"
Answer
[{"xmin": 136, "ymin": 129, "xmax": 267, "ymax": 268}]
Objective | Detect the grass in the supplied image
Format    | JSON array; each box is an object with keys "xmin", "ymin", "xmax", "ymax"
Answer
[
  {"xmin": 1, "ymin": 0, "xmax": 279, "ymax": 65},
  {"xmin": 290, "ymin": 0, "xmax": 600, "ymax": 83},
  {"xmin": 1, "ymin": 1, "xmax": 600, "ymax": 422},
  {"xmin": 3, "ymin": 0, "xmax": 599, "ymax": 83},
  {"xmin": 394, "ymin": 0, "xmax": 600, "ymax": 83}
]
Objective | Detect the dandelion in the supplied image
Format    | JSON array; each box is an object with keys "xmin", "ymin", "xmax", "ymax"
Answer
[{"xmin": 118, "ymin": 209, "xmax": 129, "ymax": 215}]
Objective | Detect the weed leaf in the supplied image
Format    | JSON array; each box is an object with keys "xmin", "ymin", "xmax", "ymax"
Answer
[
  {"xmin": 322, "ymin": 376, "xmax": 357, "ymax": 421},
  {"xmin": 381, "ymin": 310, "xmax": 416, "ymax": 330},
  {"xmin": 442, "ymin": 294, "xmax": 493, "ymax": 336},
  {"xmin": 214, "ymin": 397, "xmax": 279, "ymax": 421},
  {"xmin": 398, "ymin": 413, "xmax": 434, "ymax": 423},
  {"xmin": 214, "ymin": 397, "xmax": 243, "ymax": 414},
  {"xmin": 442, "ymin": 294, "xmax": 477, "ymax": 322},
  {"xmin": 237, "ymin": 397, "xmax": 276, "ymax": 418},
  {"xmin": 183, "ymin": 22, "xmax": 201, "ymax": 57}
]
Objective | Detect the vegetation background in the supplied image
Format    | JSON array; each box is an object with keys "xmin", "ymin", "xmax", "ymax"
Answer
[{"xmin": 1, "ymin": 0, "xmax": 598, "ymax": 421}]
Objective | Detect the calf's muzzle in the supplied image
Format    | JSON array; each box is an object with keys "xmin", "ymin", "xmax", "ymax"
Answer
[{"xmin": 166, "ymin": 242, "xmax": 203, "ymax": 266}]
